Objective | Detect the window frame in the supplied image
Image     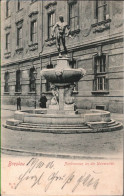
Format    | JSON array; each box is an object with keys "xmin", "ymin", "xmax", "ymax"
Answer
[
  {"xmin": 68, "ymin": 0, "xmax": 79, "ymax": 33},
  {"xmin": 29, "ymin": 67, "xmax": 36, "ymax": 92},
  {"xmin": 30, "ymin": 20, "xmax": 38, "ymax": 44},
  {"xmin": 4, "ymin": 71, "xmax": 9, "ymax": 93},
  {"xmin": 48, "ymin": 11, "xmax": 56, "ymax": 39},
  {"xmin": 92, "ymin": 53, "xmax": 109, "ymax": 94},
  {"xmin": 17, "ymin": 0, "xmax": 22, "ymax": 11},
  {"xmin": 15, "ymin": 70, "xmax": 21, "ymax": 93},
  {"xmin": 94, "ymin": 0, "xmax": 108, "ymax": 22},
  {"xmin": 17, "ymin": 26, "xmax": 23, "ymax": 48},
  {"xmin": 6, "ymin": 33, "xmax": 10, "ymax": 51},
  {"xmin": 6, "ymin": 0, "xmax": 10, "ymax": 18}
]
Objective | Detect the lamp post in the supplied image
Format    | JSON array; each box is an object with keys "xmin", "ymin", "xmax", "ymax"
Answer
[{"xmin": 33, "ymin": 70, "xmax": 37, "ymax": 109}]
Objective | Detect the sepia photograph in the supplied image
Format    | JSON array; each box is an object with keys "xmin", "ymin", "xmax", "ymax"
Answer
[{"xmin": 1, "ymin": 0, "xmax": 124, "ymax": 195}]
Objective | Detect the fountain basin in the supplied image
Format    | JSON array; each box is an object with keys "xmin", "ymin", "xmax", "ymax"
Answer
[
  {"xmin": 41, "ymin": 68, "xmax": 84, "ymax": 84},
  {"xmin": 41, "ymin": 57, "xmax": 86, "ymax": 84}
]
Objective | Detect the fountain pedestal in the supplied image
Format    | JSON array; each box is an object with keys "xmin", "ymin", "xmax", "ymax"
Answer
[{"xmin": 41, "ymin": 57, "xmax": 85, "ymax": 114}]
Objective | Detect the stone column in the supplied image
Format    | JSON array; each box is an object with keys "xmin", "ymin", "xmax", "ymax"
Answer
[{"xmin": 59, "ymin": 87, "xmax": 64, "ymax": 111}]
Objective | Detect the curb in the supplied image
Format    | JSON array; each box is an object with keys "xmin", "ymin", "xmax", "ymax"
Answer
[{"xmin": 1, "ymin": 147, "xmax": 122, "ymax": 160}]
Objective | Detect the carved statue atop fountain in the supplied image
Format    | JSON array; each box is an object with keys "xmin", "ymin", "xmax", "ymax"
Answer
[{"xmin": 51, "ymin": 15, "xmax": 71, "ymax": 57}]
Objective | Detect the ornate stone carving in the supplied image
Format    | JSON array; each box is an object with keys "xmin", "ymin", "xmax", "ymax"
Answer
[
  {"xmin": 44, "ymin": 1, "xmax": 57, "ymax": 9},
  {"xmin": 28, "ymin": 43, "xmax": 38, "ymax": 51},
  {"xmin": 4, "ymin": 52, "xmax": 11, "ymax": 59},
  {"xmin": 64, "ymin": 85, "xmax": 74, "ymax": 104},
  {"xmin": 45, "ymin": 37, "xmax": 56, "ymax": 47},
  {"xmin": 15, "ymin": 47, "xmax": 23, "ymax": 54},
  {"xmin": 92, "ymin": 19, "xmax": 111, "ymax": 33}
]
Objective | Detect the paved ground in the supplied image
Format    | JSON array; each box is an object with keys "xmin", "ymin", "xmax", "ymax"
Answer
[{"xmin": 1, "ymin": 105, "xmax": 124, "ymax": 159}]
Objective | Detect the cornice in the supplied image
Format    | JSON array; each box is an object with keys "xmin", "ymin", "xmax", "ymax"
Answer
[{"xmin": 2, "ymin": 32, "xmax": 123, "ymax": 68}]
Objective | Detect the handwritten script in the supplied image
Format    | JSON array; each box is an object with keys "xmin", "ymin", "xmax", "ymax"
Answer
[{"xmin": 12, "ymin": 157, "xmax": 100, "ymax": 192}]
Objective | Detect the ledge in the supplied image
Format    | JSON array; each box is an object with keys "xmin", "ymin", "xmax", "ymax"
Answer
[
  {"xmin": 92, "ymin": 91, "xmax": 109, "ymax": 95},
  {"xmin": 15, "ymin": 92, "xmax": 22, "ymax": 95},
  {"xmin": 44, "ymin": 1, "xmax": 57, "ymax": 9},
  {"xmin": 95, "ymin": 72, "xmax": 106, "ymax": 76},
  {"xmin": 16, "ymin": 8, "xmax": 23, "ymax": 13},
  {"xmin": 70, "ymin": 29, "xmax": 80, "ymax": 36},
  {"xmin": 5, "ymin": 15, "xmax": 11, "ymax": 20},
  {"xmin": 91, "ymin": 19, "xmax": 111, "ymax": 28},
  {"xmin": 45, "ymin": 37, "xmax": 56, "ymax": 42},
  {"xmin": 91, "ymin": 19, "xmax": 111, "ymax": 33},
  {"xmin": 45, "ymin": 37, "xmax": 56, "ymax": 46},
  {"xmin": 72, "ymin": 90, "xmax": 78, "ymax": 94},
  {"xmin": 28, "ymin": 11, "xmax": 38, "ymax": 17},
  {"xmin": 4, "ymin": 92, "xmax": 9, "ymax": 95},
  {"xmin": 4, "ymin": 25, "xmax": 11, "ymax": 30},
  {"xmin": 4, "ymin": 52, "xmax": 11, "ymax": 59},
  {"xmin": 28, "ymin": 43, "xmax": 38, "ymax": 51},
  {"xmin": 28, "ymin": 92, "xmax": 36, "ymax": 94},
  {"xmin": 15, "ymin": 47, "xmax": 24, "ymax": 54}
]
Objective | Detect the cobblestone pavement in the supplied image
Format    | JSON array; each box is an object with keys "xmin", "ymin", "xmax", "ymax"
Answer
[{"xmin": 1, "ymin": 108, "xmax": 124, "ymax": 159}]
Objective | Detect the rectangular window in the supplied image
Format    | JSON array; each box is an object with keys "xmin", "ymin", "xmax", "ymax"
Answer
[
  {"xmin": 93, "ymin": 55, "xmax": 107, "ymax": 91},
  {"xmin": 96, "ymin": 0, "xmax": 107, "ymax": 22},
  {"xmin": 6, "ymin": 0, "xmax": 10, "ymax": 17},
  {"xmin": 6, "ymin": 33, "xmax": 10, "ymax": 51},
  {"xmin": 48, "ymin": 12, "xmax": 55, "ymax": 38},
  {"xmin": 17, "ymin": 27, "xmax": 22, "ymax": 48},
  {"xmin": 15, "ymin": 70, "xmax": 21, "ymax": 92},
  {"xmin": 30, "ymin": 20, "xmax": 37, "ymax": 43},
  {"xmin": 30, "ymin": 68, "xmax": 36, "ymax": 92},
  {"xmin": 69, "ymin": 2, "xmax": 79, "ymax": 31},
  {"xmin": 4, "ymin": 72, "xmax": 9, "ymax": 92},
  {"xmin": 94, "ymin": 55, "xmax": 106, "ymax": 73}
]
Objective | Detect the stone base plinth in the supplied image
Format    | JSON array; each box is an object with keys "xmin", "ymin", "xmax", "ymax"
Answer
[
  {"xmin": 49, "ymin": 103, "xmax": 74, "ymax": 110},
  {"xmin": 48, "ymin": 103, "xmax": 75, "ymax": 114}
]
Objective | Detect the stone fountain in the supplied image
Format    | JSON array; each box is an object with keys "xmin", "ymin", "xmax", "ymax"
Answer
[
  {"xmin": 4, "ymin": 16, "xmax": 123, "ymax": 133},
  {"xmin": 4, "ymin": 55, "xmax": 123, "ymax": 133},
  {"xmin": 41, "ymin": 57, "xmax": 86, "ymax": 115}
]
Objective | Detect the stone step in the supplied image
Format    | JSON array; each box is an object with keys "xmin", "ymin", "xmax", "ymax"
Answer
[
  {"xmin": 19, "ymin": 124, "xmax": 88, "ymax": 129},
  {"xmin": 99, "ymin": 123, "xmax": 123, "ymax": 132},
  {"xmin": 3, "ymin": 124, "xmax": 93, "ymax": 133},
  {"xmin": 3, "ymin": 121, "xmax": 123, "ymax": 134},
  {"xmin": 20, "ymin": 123, "xmax": 85, "ymax": 127},
  {"xmin": 6, "ymin": 119, "xmax": 22, "ymax": 126},
  {"xmin": 86, "ymin": 120, "xmax": 118, "ymax": 129}
]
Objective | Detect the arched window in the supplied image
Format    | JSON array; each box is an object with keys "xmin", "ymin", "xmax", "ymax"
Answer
[
  {"xmin": 15, "ymin": 70, "xmax": 21, "ymax": 92},
  {"xmin": 4, "ymin": 71, "xmax": 9, "ymax": 92},
  {"xmin": 29, "ymin": 67, "xmax": 36, "ymax": 92}
]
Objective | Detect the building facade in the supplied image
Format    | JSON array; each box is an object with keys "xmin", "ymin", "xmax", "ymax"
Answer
[{"xmin": 1, "ymin": 0, "xmax": 124, "ymax": 113}]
